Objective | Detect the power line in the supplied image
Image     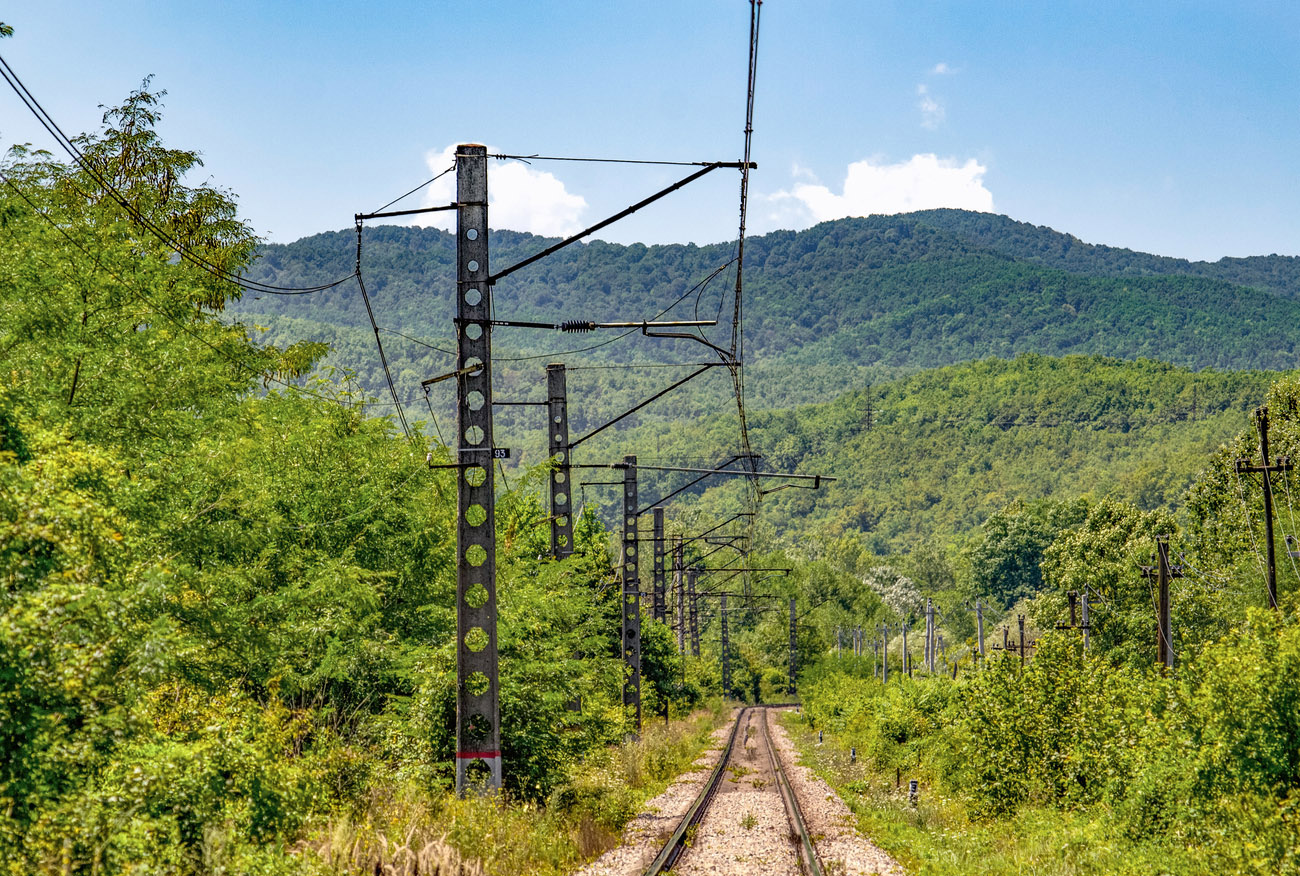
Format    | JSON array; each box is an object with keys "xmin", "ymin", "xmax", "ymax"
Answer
[
  {"xmin": 729, "ymin": 0, "xmax": 763, "ymax": 514},
  {"xmin": 565, "ymin": 362, "xmax": 718, "ymax": 371},
  {"xmin": 371, "ymin": 163, "xmax": 455, "ymax": 215},
  {"xmin": 378, "ymin": 326, "xmax": 456, "ymax": 356},
  {"xmin": 0, "ymin": 167, "xmax": 403, "ymax": 415},
  {"xmin": 493, "ymin": 256, "xmax": 739, "ymax": 363},
  {"xmin": 487, "ymin": 153, "xmax": 730, "ymax": 167},
  {"xmin": 355, "ymin": 220, "xmax": 413, "ymax": 441},
  {"xmin": 0, "ymin": 53, "xmax": 354, "ymax": 296}
]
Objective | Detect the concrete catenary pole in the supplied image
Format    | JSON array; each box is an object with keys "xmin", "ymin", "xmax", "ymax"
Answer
[{"xmin": 454, "ymin": 144, "xmax": 501, "ymax": 794}]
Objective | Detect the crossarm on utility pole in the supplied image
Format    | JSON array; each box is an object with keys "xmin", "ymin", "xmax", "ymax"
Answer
[{"xmin": 637, "ymin": 455, "xmax": 756, "ymax": 514}]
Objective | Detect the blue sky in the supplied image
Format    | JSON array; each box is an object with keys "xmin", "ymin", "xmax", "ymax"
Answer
[{"xmin": 4, "ymin": 1, "xmax": 1300, "ymax": 261}]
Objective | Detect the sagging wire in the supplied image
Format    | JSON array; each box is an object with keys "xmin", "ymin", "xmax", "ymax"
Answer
[
  {"xmin": 0, "ymin": 54, "xmax": 356, "ymax": 296},
  {"xmin": 1278, "ymin": 468, "xmax": 1300, "ymax": 583},
  {"xmin": 355, "ymin": 218, "xmax": 414, "ymax": 442},
  {"xmin": 422, "ymin": 384, "xmax": 447, "ymax": 446},
  {"xmin": 1233, "ymin": 466, "xmax": 1273, "ymax": 596},
  {"xmin": 379, "ymin": 326, "xmax": 457, "ymax": 356},
  {"xmin": 0, "ymin": 167, "xmax": 389, "ymax": 411}
]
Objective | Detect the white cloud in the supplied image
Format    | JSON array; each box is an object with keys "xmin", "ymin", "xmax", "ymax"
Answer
[
  {"xmin": 917, "ymin": 84, "xmax": 945, "ymax": 129},
  {"xmin": 931, "ymin": 61, "xmax": 952, "ymax": 75},
  {"xmin": 414, "ymin": 144, "xmax": 587, "ymax": 236},
  {"xmin": 772, "ymin": 154, "xmax": 994, "ymax": 224}
]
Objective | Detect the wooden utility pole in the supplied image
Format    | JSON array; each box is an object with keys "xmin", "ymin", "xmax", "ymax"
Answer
[
  {"xmin": 1142, "ymin": 536, "xmax": 1183, "ymax": 669},
  {"xmin": 454, "ymin": 145, "xmax": 501, "ymax": 795},
  {"xmin": 1236, "ymin": 406, "xmax": 1293, "ymax": 610}
]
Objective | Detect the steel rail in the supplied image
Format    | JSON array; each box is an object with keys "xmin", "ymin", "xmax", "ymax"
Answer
[
  {"xmin": 641, "ymin": 706, "xmax": 751, "ymax": 876},
  {"xmin": 642, "ymin": 707, "xmax": 822, "ymax": 876},
  {"xmin": 762, "ymin": 707, "xmax": 824, "ymax": 876}
]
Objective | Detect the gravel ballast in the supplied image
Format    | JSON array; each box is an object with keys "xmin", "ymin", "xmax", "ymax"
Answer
[
  {"xmin": 768, "ymin": 710, "xmax": 904, "ymax": 876},
  {"xmin": 573, "ymin": 710, "xmax": 739, "ymax": 876},
  {"xmin": 674, "ymin": 709, "xmax": 801, "ymax": 875}
]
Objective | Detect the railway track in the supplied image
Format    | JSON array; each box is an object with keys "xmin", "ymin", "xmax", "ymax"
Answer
[{"xmin": 642, "ymin": 706, "xmax": 823, "ymax": 876}]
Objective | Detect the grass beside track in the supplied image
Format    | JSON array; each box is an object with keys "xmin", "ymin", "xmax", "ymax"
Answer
[
  {"xmin": 299, "ymin": 700, "xmax": 731, "ymax": 876},
  {"xmin": 776, "ymin": 711, "xmax": 1198, "ymax": 876}
]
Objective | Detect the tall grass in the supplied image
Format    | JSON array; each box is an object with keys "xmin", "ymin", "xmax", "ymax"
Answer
[
  {"xmin": 300, "ymin": 700, "xmax": 729, "ymax": 876},
  {"xmin": 778, "ymin": 712, "xmax": 1198, "ymax": 876}
]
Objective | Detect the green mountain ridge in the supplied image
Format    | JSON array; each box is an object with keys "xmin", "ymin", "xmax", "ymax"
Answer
[
  {"xmin": 233, "ymin": 211, "xmax": 1300, "ymax": 422},
  {"xmin": 908, "ymin": 208, "xmax": 1300, "ymax": 298}
]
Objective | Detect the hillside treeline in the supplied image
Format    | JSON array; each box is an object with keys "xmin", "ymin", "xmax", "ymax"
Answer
[{"xmin": 233, "ymin": 206, "xmax": 1300, "ymax": 422}]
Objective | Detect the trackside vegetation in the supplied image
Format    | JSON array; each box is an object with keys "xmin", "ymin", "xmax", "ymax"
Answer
[
  {"xmin": 0, "ymin": 87, "xmax": 731, "ymax": 874},
  {"xmin": 9, "ymin": 78, "xmax": 1300, "ymax": 876},
  {"xmin": 786, "ymin": 380, "xmax": 1300, "ymax": 875}
]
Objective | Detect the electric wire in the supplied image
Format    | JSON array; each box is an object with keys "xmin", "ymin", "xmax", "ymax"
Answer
[
  {"xmin": 731, "ymin": 0, "xmax": 764, "ymax": 533},
  {"xmin": 371, "ymin": 163, "xmax": 455, "ymax": 215},
  {"xmin": 1234, "ymin": 466, "xmax": 1275, "ymax": 599},
  {"xmin": 378, "ymin": 326, "xmax": 457, "ymax": 356},
  {"xmin": 355, "ymin": 220, "xmax": 414, "ymax": 441},
  {"xmin": 0, "ymin": 53, "xmax": 355, "ymax": 296},
  {"xmin": 564, "ymin": 362, "xmax": 718, "ymax": 370},
  {"xmin": 422, "ymin": 385, "xmax": 447, "ymax": 446},
  {"xmin": 488, "ymin": 153, "xmax": 728, "ymax": 167},
  {"xmin": 1278, "ymin": 469, "xmax": 1300, "ymax": 583},
  {"xmin": 493, "ymin": 256, "xmax": 739, "ymax": 363},
  {"xmin": 0, "ymin": 167, "xmax": 400, "ymax": 414}
]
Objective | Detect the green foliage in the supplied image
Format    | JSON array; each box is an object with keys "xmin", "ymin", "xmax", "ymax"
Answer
[
  {"xmin": 797, "ymin": 608, "xmax": 1300, "ymax": 875},
  {"xmin": 969, "ymin": 499, "xmax": 1087, "ymax": 608},
  {"xmin": 647, "ymin": 354, "xmax": 1274, "ymax": 557},
  {"xmin": 0, "ymin": 84, "xmax": 722, "ymax": 873},
  {"xmin": 233, "ymin": 212, "xmax": 1300, "ymax": 436}
]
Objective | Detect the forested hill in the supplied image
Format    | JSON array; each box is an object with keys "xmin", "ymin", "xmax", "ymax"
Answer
[
  {"xmin": 235, "ymin": 212, "xmax": 1300, "ymax": 414},
  {"xmin": 616, "ymin": 354, "xmax": 1280, "ymax": 554},
  {"xmin": 906, "ymin": 208, "xmax": 1300, "ymax": 298}
]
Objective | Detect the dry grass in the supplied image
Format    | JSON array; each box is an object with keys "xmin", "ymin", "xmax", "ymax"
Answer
[{"xmin": 302, "ymin": 807, "xmax": 484, "ymax": 876}]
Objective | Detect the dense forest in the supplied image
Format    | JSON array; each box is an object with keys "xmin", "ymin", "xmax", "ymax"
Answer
[
  {"xmin": 5, "ymin": 82, "xmax": 1300, "ymax": 876},
  {"xmin": 232, "ymin": 208, "xmax": 1300, "ymax": 426}
]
